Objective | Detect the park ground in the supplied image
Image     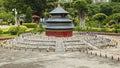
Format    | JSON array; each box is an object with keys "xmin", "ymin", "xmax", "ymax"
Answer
[
  {"xmin": 0, "ymin": 35, "xmax": 120, "ymax": 68},
  {"xmin": 0, "ymin": 48, "xmax": 120, "ymax": 68}
]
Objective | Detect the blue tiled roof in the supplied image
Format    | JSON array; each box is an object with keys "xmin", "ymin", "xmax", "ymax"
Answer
[
  {"xmin": 45, "ymin": 25, "xmax": 74, "ymax": 29},
  {"xmin": 50, "ymin": 5, "xmax": 69, "ymax": 14},
  {"xmin": 46, "ymin": 18, "xmax": 72, "ymax": 22}
]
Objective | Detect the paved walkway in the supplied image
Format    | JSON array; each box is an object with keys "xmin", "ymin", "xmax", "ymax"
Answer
[
  {"xmin": 55, "ymin": 40, "xmax": 65, "ymax": 52},
  {"xmin": 84, "ymin": 40, "xmax": 99, "ymax": 50},
  {"xmin": 0, "ymin": 48, "xmax": 120, "ymax": 68}
]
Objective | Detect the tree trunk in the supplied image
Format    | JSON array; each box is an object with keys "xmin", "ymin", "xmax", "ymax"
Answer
[
  {"xmin": 79, "ymin": 11, "xmax": 85, "ymax": 28},
  {"xmin": 98, "ymin": 21, "xmax": 101, "ymax": 28},
  {"xmin": 115, "ymin": 20, "xmax": 118, "ymax": 24}
]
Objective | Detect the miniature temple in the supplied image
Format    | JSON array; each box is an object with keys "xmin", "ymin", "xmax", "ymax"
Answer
[{"xmin": 45, "ymin": 5, "xmax": 74, "ymax": 37}]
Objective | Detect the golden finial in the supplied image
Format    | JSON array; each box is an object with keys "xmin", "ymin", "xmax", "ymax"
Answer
[{"xmin": 58, "ymin": 0, "xmax": 61, "ymax": 6}]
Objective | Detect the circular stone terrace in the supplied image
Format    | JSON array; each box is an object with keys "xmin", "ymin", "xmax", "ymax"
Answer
[
  {"xmin": 0, "ymin": 32, "xmax": 120, "ymax": 68},
  {"xmin": 1, "ymin": 32, "xmax": 117, "ymax": 52}
]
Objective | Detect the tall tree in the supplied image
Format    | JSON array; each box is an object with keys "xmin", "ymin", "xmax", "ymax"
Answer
[
  {"xmin": 111, "ymin": 13, "xmax": 120, "ymax": 24},
  {"xmin": 73, "ymin": 0, "xmax": 88, "ymax": 27},
  {"xmin": 3, "ymin": 0, "xmax": 47, "ymax": 16},
  {"xmin": 25, "ymin": 7, "xmax": 32, "ymax": 23},
  {"xmin": 87, "ymin": 4, "xmax": 101, "ymax": 18},
  {"xmin": 100, "ymin": 3, "xmax": 112, "ymax": 16},
  {"xmin": 111, "ymin": 0, "xmax": 120, "ymax": 2},
  {"xmin": 93, "ymin": 13, "xmax": 107, "ymax": 28},
  {"xmin": 112, "ymin": 6, "xmax": 120, "ymax": 14}
]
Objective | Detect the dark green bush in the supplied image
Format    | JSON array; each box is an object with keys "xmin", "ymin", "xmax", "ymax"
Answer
[
  {"xmin": 117, "ymin": 29, "xmax": 120, "ymax": 33},
  {"xmin": 23, "ymin": 23, "xmax": 37, "ymax": 28},
  {"xmin": 0, "ymin": 28, "xmax": 3, "ymax": 34},
  {"xmin": 108, "ymin": 20, "xmax": 115, "ymax": 25}
]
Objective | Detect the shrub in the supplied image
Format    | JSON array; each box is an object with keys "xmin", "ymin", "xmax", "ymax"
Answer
[
  {"xmin": 74, "ymin": 26, "xmax": 82, "ymax": 32},
  {"xmin": 117, "ymin": 29, "xmax": 120, "ymax": 33},
  {"xmin": 39, "ymin": 24, "xmax": 45, "ymax": 33},
  {"xmin": 25, "ymin": 28, "xmax": 34, "ymax": 33},
  {"xmin": 17, "ymin": 26, "xmax": 27, "ymax": 35},
  {"xmin": 1, "ymin": 22, "xmax": 8, "ymax": 25},
  {"xmin": 3, "ymin": 29, "xmax": 9, "ymax": 34},
  {"xmin": 33, "ymin": 24, "xmax": 45, "ymax": 33},
  {"xmin": 8, "ymin": 26, "xmax": 18, "ymax": 35},
  {"xmin": 101, "ymin": 28, "xmax": 107, "ymax": 32},
  {"xmin": 0, "ymin": 28, "xmax": 3, "ymax": 34},
  {"xmin": 90, "ymin": 28, "xmax": 101, "ymax": 32},
  {"xmin": 108, "ymin": 20, "xmax": 115, "ymax": 25},
  {"xmin": 23, "ymin": 23, "xmax": 37, "ymax": 28}
]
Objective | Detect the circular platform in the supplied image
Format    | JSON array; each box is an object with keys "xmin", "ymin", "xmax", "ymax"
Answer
[{"xmin": 2, "ymin": 33, "xmax": 117, "ymax": 52}]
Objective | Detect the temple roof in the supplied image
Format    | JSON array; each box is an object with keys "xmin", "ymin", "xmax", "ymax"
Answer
[
  {"xmin": 50, "ymin": 5, "xmax": 69, "ymax": 14},
  {"xmin": 45, "ymin": 25, "xmax": 74, "ymax": 29},
  {"xmin": 46, "ymin": 18, "xmax": 72, "ymax": 22}
]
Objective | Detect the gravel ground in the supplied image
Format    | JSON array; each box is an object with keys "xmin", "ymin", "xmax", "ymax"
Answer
[{"xmin": 0, "ymin": 48, "xmax": 120, "ymax": 68}]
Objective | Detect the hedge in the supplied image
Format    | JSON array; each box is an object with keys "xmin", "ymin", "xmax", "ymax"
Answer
[
  {"xmin": 3, "ymin": 29, "xmax": 9, "ymax": 34},
  {"xmin": 22, "ymin": 23, "xmax": 37, "ymax": 28},
  {"xmin": 8, "ymin": 26, "xmax": 27, "ymax": 35},
  {"xmin": 25, "ymin": 28, "xmax": 34, "ymax": 33},
  {"xmin": 0, "ymin": 28, "xmax": 3, "ymax": 34},
  {"xmin": 74, "ymin": 26, "xmax": 116, "ymax": 33},
  {"xmin": 1, "ymin": 22, "xmax": 8, "ymax": 25},
  {"xmin": 17, "ymin": 26, "xmax": 27, "ymax": 35},
  {"xmin": 8, "ymin": 26, "xmax": 18, "ymax": 35}
]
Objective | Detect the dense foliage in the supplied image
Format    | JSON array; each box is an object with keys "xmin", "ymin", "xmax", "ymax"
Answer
[
  {"xmin": 25, "ymin": 7, "xmax": 32, "ymax": 23},
  {"xmin": 0, "ymin": 0, "xmax": 120, "ymax": 34}
]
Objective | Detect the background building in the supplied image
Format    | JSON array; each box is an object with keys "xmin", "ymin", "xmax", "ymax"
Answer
[{"xmin": 93, "ymin": 0, "xmax": 109, "ymax": 3}]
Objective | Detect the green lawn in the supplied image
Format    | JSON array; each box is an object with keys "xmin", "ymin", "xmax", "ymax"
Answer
[{"xmin": 0, "ymin": 34, "xmax": 17, "ymax": 38}]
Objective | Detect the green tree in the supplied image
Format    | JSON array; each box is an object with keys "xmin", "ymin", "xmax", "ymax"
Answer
[
  {"xmin": 87, "ymin": 4, "xmax": 101, "ymax": 18},
  {"xmin": 73, "ymin": 0, "xmax": 88, "ymax": 28},
  {"xmin": 3, "ymin": 0, "xmax": 47, "ymax": 16},
  {"xmin": 85, "ymin": 0, "xmax": 92, "ymax": 4},
  {"xmin": 100, "ymin": 3, "xmax": 112, "ymax": 16},
  {"xmin": 111, "ymin": 13, "xmax": 120, "ymax": 24},
  {"xmin": 0, "ymin": 12, "xmax": 15, "ymax": 24},
  {"xmin": 112, "ymin": 6, "xmax": 120, "ymax": 14},
  {"xmin": 93, "ymin": 13, "xmax": 107, "ymax": 28},
  {"xmin": 114, "ymin": 24, "xmax": 120, "ymax": 33},
  {"xmin": 25, "ymin": 7, "xmax": 32, "ymax": 23},
  {"xmin": 111, "ymin": 0, "xmax": 120, "ymax": 2},
  {"xmin": 4, "ymin": 0, "xmax": 28, "ymax": 13}
]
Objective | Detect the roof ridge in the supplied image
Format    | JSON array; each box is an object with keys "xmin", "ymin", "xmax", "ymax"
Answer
[{"xmin": 49, "ymin": 5, "xmax": 68, "ymax": 14}]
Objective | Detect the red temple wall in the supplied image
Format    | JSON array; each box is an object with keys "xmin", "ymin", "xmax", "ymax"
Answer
[{"xmin": 46, "ymin": 30, "xmax": 73, "ymax": 37}]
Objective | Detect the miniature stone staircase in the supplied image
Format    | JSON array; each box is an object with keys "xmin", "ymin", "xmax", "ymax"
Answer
[
  {"xmin": 55, "ymin": 40, "xmax": 65, "ymax": 52},
  {"xmin": 84, "ymin": 40, "xmax": 99, "ymax": 50}
]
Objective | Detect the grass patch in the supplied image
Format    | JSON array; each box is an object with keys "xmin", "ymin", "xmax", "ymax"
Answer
[{"xmin": 0, "ymin": 34, "xmax": 17, "ymax": 38}]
